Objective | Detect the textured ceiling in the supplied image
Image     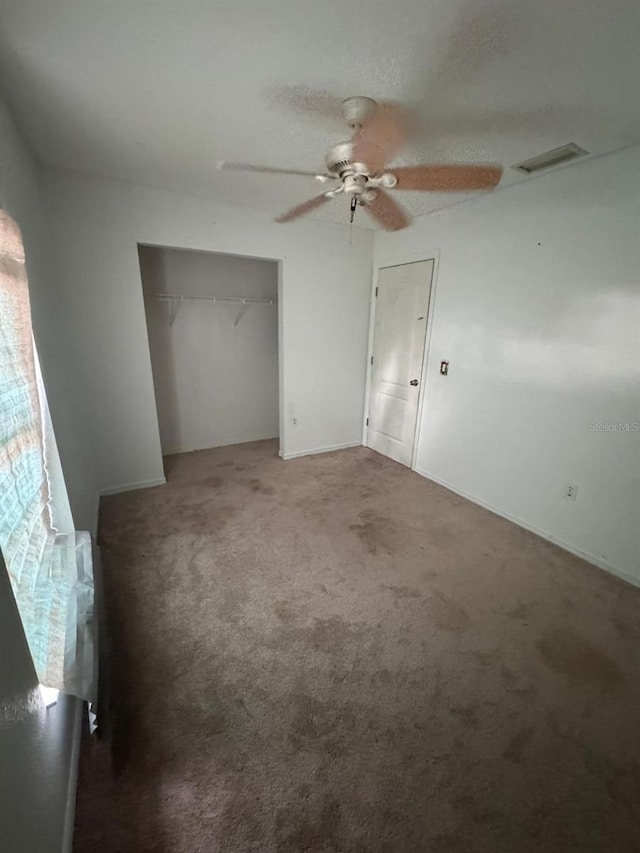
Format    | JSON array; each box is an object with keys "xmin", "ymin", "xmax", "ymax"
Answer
[{"xmin": 1, "ymin": 0, "xmax": 640, "ymax": 228}]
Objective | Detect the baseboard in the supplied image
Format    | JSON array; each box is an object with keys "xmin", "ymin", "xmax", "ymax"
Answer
[
  {"xmin": 412, "ymin": 466, "xmax": 639, "ymax": 589},
  {"xmin": 99, "ymin": 477, "xmax": 166, "ymax": 497},
  {"xmin": 61, "ymin": 696, "xmax": 84, "ymax": 853},
  {"xmin": 281, "ymin": 441, "xmax": 362, "ymax": 461},
  {"xmin": 162, "ymin": 434, "xmax": 279, "ymax": 456}
]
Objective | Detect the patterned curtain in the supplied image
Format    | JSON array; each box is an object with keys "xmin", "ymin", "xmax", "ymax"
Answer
[{"xmin": 0, "ymin": 209, "xmax": 94, "ymax": 699}]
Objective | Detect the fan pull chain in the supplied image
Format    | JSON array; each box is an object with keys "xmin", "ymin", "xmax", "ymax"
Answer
[{"xmin": 349, "ymin": 195, "xmax": 357, "ymax": 244}]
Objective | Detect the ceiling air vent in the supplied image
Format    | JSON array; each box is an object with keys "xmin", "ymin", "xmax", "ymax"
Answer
[{"xmin": 512, "ymin": 143, "xmax": 589, "ymax": 174}]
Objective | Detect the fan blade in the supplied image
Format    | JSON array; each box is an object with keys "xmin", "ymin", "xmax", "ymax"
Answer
[
  {"xmin": 218, "ymin": 161, "xmax": 327, "ymax": 179},
  {"xmin": 275, "ymin": 194, "xmax": 331, "ymax": 224},
  {"xmin": 392, "ymin": 164, "xmax": 502, "ymax": 192},
  {"xmin": 351, "ymin": 102, "xmax": 406, "ymax": 175},
  {"xmin": 364, "ymin": 190, "xmax": 411, "ymax": 231}
]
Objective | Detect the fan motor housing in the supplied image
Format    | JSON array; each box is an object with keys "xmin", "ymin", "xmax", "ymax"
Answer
[{"xmin": 325, "ymin": 141, "xmax": 369, "ymax": 179}]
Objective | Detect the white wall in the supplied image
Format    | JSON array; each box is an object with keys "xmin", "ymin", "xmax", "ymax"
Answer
[
  {"xmin": 42, "ymin": 168, "xmax": 374, "ymax": 492},
  {"xmin": 0, "ymin": 99, "xmax": 86, "ymax": 853},
  {"xmin": 139, "ymin": 246, "xmax": 279, "ymax": 453},
  {"xmin": 0, "ymin": 551, "xmax": 81, "ymax": 853},
  {"xmin": 374, "ymin": 144, "xmax": 640, "ymax": 584}
]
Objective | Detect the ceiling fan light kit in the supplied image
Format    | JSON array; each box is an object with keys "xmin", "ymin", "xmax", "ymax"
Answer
[{"xmin": 219, "ymin": 96, "xmax": 503, "ymax": 231}]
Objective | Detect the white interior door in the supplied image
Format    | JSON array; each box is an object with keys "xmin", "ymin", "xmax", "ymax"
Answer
[{"xmin": 367, "ymin": 259, "xmax": 434, "ymax": 466}]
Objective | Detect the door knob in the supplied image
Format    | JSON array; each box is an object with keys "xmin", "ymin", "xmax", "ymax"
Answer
[{"xmin": 409, "ymin": 379, "xmax": 419, "ymax": 386}]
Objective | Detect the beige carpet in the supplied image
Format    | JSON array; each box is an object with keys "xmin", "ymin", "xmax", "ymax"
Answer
[{"xmin": 74, "ymin": 439, "xmax": 640, "ymax": 852}]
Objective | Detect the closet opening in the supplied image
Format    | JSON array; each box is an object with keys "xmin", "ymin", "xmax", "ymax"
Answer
[{"xmin": 138, "ymin": 245, "xmax": 281, "ymax": 475}]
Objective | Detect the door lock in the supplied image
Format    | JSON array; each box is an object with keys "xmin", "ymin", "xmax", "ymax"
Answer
[{"xmin": 409, "ymin": 379, "xmax": 419, "ymax": 386}]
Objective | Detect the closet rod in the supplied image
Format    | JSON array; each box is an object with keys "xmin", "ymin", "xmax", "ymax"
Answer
[{"xmin": 149, "ymin": 292, "xmax": 277, "ymax": 305}]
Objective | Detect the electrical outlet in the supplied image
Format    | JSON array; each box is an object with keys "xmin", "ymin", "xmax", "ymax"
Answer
[{"xmin": 564, "ymin": 484, "xmax": 578, "ymax": 501}]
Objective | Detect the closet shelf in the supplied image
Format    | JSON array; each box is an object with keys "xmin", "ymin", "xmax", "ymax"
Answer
[
  {"xmin": 148, "ymin": 292, "xmax": 277, "ymax": 305},
  {"xmin": 147, "ymin": 292, "xmax": 276, "ymax": 327}
]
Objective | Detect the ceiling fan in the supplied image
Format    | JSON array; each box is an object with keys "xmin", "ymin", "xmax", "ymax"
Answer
[{"xmin": 219, "ymin": 96, "xmax": 503, "ymax": 231}]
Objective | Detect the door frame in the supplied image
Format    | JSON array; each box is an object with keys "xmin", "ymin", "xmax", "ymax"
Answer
[
  {"xmin": 363, "ymin": 248, "xmax": 441, "ymax": 471},
  {"xmin": 137, "ymin": 242, "xmax": 285, "ymax": 460}
]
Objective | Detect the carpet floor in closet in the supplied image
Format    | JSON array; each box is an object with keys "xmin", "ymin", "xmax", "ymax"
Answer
[{"xmin": 73, "ymin": 439, "xmax": 640, "ymax": 853}]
